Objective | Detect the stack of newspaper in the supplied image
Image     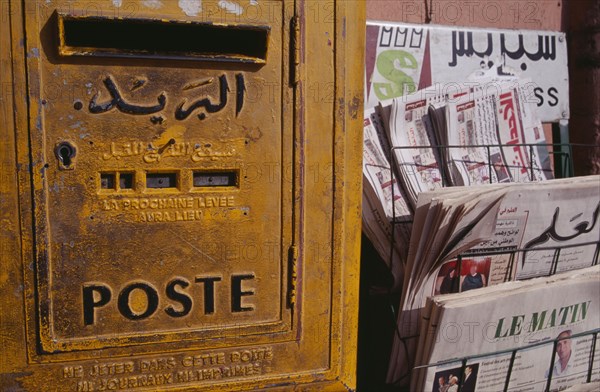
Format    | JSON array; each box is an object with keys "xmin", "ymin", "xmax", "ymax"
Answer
[
  {"xmin": 363, "ymin": 109, "xmax": 413, "ymax": 287},
  {"xmin": 384, "ymin": 78, "xmax": 553, "ymax": 206},
  {"xmin": 362, "ymin": 78, "xmax": 554, "ymax": 289},
  {"xmin": 385, "ymin": 176, "xmax": 600, "ymax": 386},
  {"xmin": 413, "ymin": 265, "xmax": 600, "ymax": 392}
]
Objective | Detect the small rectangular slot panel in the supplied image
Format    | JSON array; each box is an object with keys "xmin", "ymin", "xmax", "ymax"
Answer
[
  {"xmin": 100, "ymin": 173, "xmax": 116, "ymax": 189},
  {"xmin": 57, "ymin": 13, "xmax": 269, "ymax": 63},
  {"xmin": 119, "ymin": 173, "xmax": 134, "ymax": 189},
  {"xmin": 193, "ymin": 171, "xmax": 238, "ymax": 187},
  {"xmin": 146, "ymin": 172, "xmax": 178, "ymax": 189}
]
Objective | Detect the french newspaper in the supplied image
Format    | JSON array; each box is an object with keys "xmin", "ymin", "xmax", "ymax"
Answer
[{"xmin": 418, "ymin": 266, "xmax": 600, "ymax": 392}]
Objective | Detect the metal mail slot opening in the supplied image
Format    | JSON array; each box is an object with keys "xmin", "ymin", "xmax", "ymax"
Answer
[
  {"xmin": 146, "ymin": 172, "xmax": 179, "ymax": 189},
  {"xmin": 100, "ymin": 172, "xmax": 135, "ymax": 191},
  {"xmin": 57, "ymin": 13, "xmax": 270, "ymax": 63},
  {"xmin": 193, "ymin": 170, "xmax": 239, "ymax": 188}
]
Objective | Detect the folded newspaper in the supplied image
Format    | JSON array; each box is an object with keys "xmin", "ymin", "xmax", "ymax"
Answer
[
  {"xmin": 387, "ymin": 176, "xmax": 600, "ymax": 385},
  {"xmin": 387, "ymin": 91, "xmax": 448, "ymax": 207},
  {"xmin": 414, "ymin": 265, "xmax": 600, "ymax": 392},
  {"xmin": 384, "ymin": 79, "xmax": 553, "ymax": 209},
  {"xmin": 444, "ymin": 79, "xmax": 553, "ymax": 185},
  {"xmin": 363, "ymin": 108, "xmax": 413, "ymax": 288}
]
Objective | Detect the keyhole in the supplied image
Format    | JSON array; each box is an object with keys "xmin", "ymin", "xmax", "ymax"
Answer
[{"xmin": 56, "ymin": 142, "xmax": 76, "ymax": 167}]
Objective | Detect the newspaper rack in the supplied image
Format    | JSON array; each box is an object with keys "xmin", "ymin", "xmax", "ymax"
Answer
[
  {"xmin": 389, "ymin": 143, "xmax": 598, "ymax": 214},
  {"xmin": 386, "ymin": 239, "xmax": 600, "ymax": 390},
  {"xmin": 379, "ymin": 141, "xmax": 600, "ymax": 390}
]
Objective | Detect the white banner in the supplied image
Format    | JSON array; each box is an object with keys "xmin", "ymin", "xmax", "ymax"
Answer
[{"xmin": 366, "ymin": 22, "xmax": 569, "ymax": 122}]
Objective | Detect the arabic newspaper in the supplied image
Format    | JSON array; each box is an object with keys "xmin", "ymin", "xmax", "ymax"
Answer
[
  {"xmin": 388, "ymin": 187, "xmax": 505, "ymax": 384},
  {"xmin": 364, "ymin": 109, "xmax": 412, "ymax": 221},
  {"xmin": 363, "ymin": 109, "xmax": 413, "ymax": 287},
  {"xmin": 445, "ymin": 79, "xmax": 552, "ymax": 186},
  {"xmin": 388, "ymin": 91, "xmax": 447, "ymax": 208},
  {"xmin": 383, "ymin": 78, "xmax": 550, "ymax": 214},
  {"xmin": 494, "ymin": 82, "xmax": 548, "ymax": 182},
  {"xmin": 464, "ymin": 174, "xmax": 599, "ymax": 282},
  {"xmin": 446, "ymin": 90, "xmax": 506, "ymax": 185},
  {"xmin": 417, "ymin": 266, "xmax": 600, "ymax": 392},
  {"xmin": 387, "ymin": 176, "xmax": 600, "ymax": 385}
]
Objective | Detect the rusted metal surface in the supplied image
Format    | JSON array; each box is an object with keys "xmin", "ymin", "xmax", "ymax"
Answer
[{"xmin": 0, "ymin": 0, "xmax": 364, "ymax": 390}]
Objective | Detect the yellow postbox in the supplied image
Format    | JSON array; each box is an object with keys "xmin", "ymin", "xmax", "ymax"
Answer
[{"xmin": 0, "ymin": 0, "xmax": 364, "ymax": 390}]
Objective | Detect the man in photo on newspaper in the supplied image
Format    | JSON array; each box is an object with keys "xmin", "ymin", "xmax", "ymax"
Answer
[
  {"xmin": 447, "ymin": 376, "xmax": 459, "ymax": 392},
  {"xmin": 439, "ymin": 267, "xmax": 459, "ymax": 295},
  {"xmin": 436, "ymin": 376, "xmax": 449, "ymax": 392},
  {"xmin": 461, "ymin": 365, "xmax": 477, "ymax": 392},
  {"xmin": 461, "ymin": 264, "xmax": 486, "ymax": 292},
  {"xmin": 546, "ymin": 330, "xmax": 573, "ymax": 378}
]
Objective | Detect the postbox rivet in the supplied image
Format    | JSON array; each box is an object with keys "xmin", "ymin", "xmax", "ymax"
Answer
[{"xmin": 74, "ymin": 101, "xmax": 83, "ymax": 110}]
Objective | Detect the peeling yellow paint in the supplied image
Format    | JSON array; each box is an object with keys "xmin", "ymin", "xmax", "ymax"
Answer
[
  {"xmin": 154, "ymin": 125, "xmax": 187, "ymax": 144},
  {"xmin": 1, "ymin": 0, "xmax": 364, "ymax": 390},
  {"xmin": 141, "ymin": 0, "xmax": 164, "ymax": 10}
]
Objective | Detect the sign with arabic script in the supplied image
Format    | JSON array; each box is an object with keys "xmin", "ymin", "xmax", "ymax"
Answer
[{"xmin": 365, "ymin": 22, "xmax": 569, "ymax": 122}]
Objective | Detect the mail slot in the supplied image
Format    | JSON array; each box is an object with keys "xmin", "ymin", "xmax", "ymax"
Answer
[
  {"xmin": 58, "ymin": 13, "xmax": 270, "ymax": 63},
  {"xmin": 1, "ymin": 0, "xmax": 364, "ymax": 390}
]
